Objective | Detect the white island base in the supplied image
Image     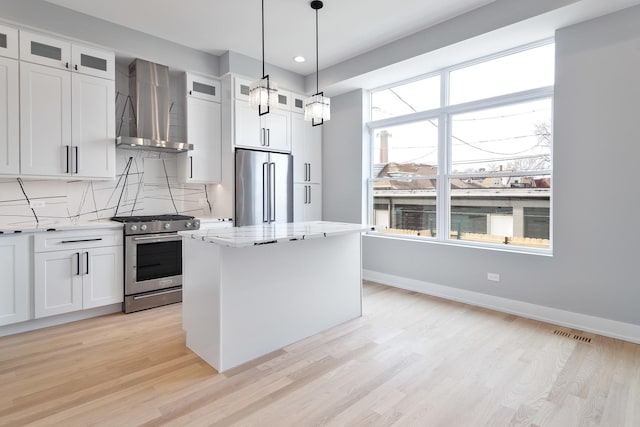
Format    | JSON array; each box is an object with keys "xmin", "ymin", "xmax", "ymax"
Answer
[{"xmin": 181, "ymin": 222, "xmax": 365, "ymax": 372}]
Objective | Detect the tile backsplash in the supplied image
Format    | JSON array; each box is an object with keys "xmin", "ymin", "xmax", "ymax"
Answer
[{"xmin": 0, "ymin": 149, "xmax": 218, "ymax": 227}]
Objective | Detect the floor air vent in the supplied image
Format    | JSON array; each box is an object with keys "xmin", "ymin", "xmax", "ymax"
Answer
[{"xmin": 553, "ymin": 329, "xmax": 592, "ymax": 343}]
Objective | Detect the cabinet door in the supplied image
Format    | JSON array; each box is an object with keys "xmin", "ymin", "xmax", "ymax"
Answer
[
  {"xmin": 291, "ymin": 93, "xmax": 306, "ymax": 115},
  {"xmin": 0, "ymin": 24, "xmax": 18, "ymax": 59},
  {"xmin": 275, "ymin": 90, "xmax": 291, "ymax": 111},
  {"xmin": 19, "ymin": 31, "xmax": 71, "ymax": 70},
  {"xmin": 187, "ymin": 74, "xmax": 220, "ymax": 103},
  {"xmin": 71, "ymin": 73, "xmax": 115, "ymax": 179},
  {"xmin": 291, "ymin": 113, "xmax": 322, "ymax": 183},
  {"xmin": 234, "ymin": 99, "xmax": 262, "ymax": 149},
  {"xmin": 294, "ymin": 183, "xmax": 322, "ymax": 222},
  {"xmin": 34, "ymin": 250, "xmax": 83, "ymax": 318},
  {"xmin": 0, "ymin": 57, "xmax": 19, "ymax": 175},
  {"xmin": 83, "ymin": 246, "xmax": 123, "ymax": 309},
  {"xmin": 71, "ymin": 44, "xmax": 114, "ymax": 80},
  {"xmin": 20, "ymin": 62, "xmax": 72, "ymax": 176},
  {"xmin": 0, "ymin": 235, "xmax": 31, "ymax": 326},
  {"xmin": 307, "ymin": 184, "xmax": 322, "ymax": 221},
  {"xmin": 234, "ymin": 77, "xmax": 252, "ymax": 101},
  {"xmin": 263, "ymin": 109, "xmax": 290, "ymax": 152},
  {"xmin": 183, "ymin": 97, "xmax": 221, "ymax": 183}
]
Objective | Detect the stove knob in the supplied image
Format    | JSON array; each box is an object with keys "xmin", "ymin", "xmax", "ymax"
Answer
[
  {"xmin": 186, "ymin": 222, "xmax": 192, "ymax": 228},
  {"xmin": 141, "ymin": 224, "xmax": 147, "ymax": 231},
  {"xmin": 130, "ymin": 225, "xmax": 137, "ymax": 231},
  {"xmin": 164, "ymin": 223, "xmax": 171, "ymax": 230}
]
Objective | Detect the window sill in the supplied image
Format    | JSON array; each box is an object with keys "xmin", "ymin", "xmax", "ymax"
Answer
[{"xmin": 364, "ymin": 231, "xmax": 553, "ymax": 257}]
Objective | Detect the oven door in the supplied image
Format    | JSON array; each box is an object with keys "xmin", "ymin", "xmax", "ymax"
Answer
[{"xmin": 125, "ymin": 233, "xmax": 183, "ymax": 295}]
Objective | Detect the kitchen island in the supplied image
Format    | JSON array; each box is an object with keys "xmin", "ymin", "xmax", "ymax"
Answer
[{"xmin": 179, "ymin": 221, "xmax": 369, "ymax": 372}]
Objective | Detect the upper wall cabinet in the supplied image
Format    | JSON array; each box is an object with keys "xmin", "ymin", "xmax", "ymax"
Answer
[
  {"xmin": 19, "ymin": 31, "xmax": 115, "ymax": 179},
  {"xmin": 71, "ymin": 44, "xmax": 115, "ymax": 80},
  {"xmin": 234, "ymin": 77, "xmax": 291, "ymax": 110},
  {"xmin": 0, "ymin": 24, "xmax": 19, "ymax": 59},
  {"xmin": 19, "ymin": 31, "xmax": 71, "ymax": 70},
  {"xmin": 291, "ymin": 93, "xmax": 306, "ymax": 115},
  {"xmin": 179, "ymin": 73, "xmax": 222, "ymax": 183},
  {"xmin": 0, "ymin": 56, "xmax": 19, "ymax": 175}
]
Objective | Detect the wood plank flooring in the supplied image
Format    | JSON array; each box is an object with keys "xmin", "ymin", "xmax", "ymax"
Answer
[{"xmin": 1, "ymin": 281, "xmax": 639, "ymax": 426}]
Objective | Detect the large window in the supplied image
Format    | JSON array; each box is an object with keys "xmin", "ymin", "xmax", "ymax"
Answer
[{"xmin": 369, "ymin": 42, "xmax": 554, "ymax": 251}]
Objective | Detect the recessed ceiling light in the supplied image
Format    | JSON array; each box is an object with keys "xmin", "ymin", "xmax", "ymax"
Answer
[{"xmin": 293, "ymin": 56, "xmax": 306, "ymax": 63}]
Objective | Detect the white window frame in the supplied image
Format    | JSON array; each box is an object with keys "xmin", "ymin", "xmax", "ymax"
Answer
[{"xmin": 367, "ymin": 39, "xmax": 554, "ymax": 254}]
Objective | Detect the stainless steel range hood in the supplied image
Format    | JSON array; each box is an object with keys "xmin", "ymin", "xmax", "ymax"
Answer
[{"xmin": 116, "ymin": 59, "xmax": 192, "ymax": 152}]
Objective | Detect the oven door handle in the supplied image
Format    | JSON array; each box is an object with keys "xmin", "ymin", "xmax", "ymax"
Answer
[{"xmin": 131, "ymin": 235, "xmax": 181, "ymax": 242}]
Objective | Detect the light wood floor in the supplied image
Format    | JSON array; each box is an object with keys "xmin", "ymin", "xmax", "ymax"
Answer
[{"xmin": 1, "ymin": 281, "xmax": 639, "ymax": 426}]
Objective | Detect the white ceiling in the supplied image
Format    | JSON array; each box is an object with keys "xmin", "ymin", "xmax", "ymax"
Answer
[{"xmin": 42, "ymin": 0, "xmax": 496, "ymax": 75}]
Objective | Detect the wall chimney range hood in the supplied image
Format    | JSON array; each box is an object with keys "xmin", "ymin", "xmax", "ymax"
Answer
[{"xmin": 116, "ymin": 59, "xmax": 193, "ymax": 152}]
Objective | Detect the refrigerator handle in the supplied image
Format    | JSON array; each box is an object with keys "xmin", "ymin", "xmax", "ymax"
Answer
[
  {"xmin": 263, "ymin": 162, "xmax": 269, "ymax": 222},
  {"xmin": 269, "ymin": 162, "xmax": 276, "ymax": 222}
]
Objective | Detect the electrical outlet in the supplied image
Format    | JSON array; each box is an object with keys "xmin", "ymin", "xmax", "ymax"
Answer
[
  {"xmin": 30, "ymin": 200, "xmax": 46, "ymax": 208},
  {"xmin": 487, "ymin": 273, "xmax": 500, "ymax": 282}
]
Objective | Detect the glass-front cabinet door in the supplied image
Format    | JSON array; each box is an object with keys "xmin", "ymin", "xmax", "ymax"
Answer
[
  {"xmin": 71, "ymin": 44, "xmax": 114, "ymax": 80},
  {"xmin": 19, "ymin": 30, "xmax": 71, "ymax": 70},
  {"xmin": 0, "ymin": 23, "xmax": 18, "ymax": 59}
]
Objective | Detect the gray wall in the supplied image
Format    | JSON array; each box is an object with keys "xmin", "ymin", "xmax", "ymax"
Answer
[
  {"xmin": 327, "ymin": 6, "xmax": 640, "ymax": 325},
  {"xmin": 322, "ymin": 89, "xmax": 368, "ymax": 224},
  {"xmin": 0, "ymin": 0, "xmax": 220, "ymax": 76}
]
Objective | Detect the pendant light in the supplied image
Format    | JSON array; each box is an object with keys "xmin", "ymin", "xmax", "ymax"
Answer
[
  {"xmin": 304, "ymin": 0, "xmax": 330, "ymax": 126},
  {"xmin": 249, "ymin": 0, "xmax": 278, "ymax": 115}
]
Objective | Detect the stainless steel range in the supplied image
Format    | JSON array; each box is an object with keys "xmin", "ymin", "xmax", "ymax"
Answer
[{"xmin": 111, "ymin": 214, "xmax": 200, "ymax": 313}]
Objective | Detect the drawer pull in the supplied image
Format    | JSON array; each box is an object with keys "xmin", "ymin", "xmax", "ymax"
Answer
[{"xmin": 60, "ymin": 238, "xmax": 103, "ymax": 244}]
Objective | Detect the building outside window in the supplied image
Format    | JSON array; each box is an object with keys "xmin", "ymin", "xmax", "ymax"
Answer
[{"xmin": 369, "ymin": 42, "xmax": 554, "ymax": 251}]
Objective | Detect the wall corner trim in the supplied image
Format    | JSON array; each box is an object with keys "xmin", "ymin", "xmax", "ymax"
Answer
[{"xmin": 363, "ymin": 269, "xmax": 640, "ymax": 345}]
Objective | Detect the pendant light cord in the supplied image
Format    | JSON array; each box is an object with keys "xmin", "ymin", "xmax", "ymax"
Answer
[
  {"xmin": 315, "ymin": 7, "xmax": 319, "ymax": 94},
  {"xmin": 261, "ymin": 0, "xmax": 265, "ymax": 77}
]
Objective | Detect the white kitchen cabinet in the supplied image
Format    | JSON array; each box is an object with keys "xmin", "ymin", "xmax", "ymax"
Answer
[
  {"xmin": 0, "ymin": 23, "xmax": 19, "ymax": 59},
  {"xmin": 294, "ymin": 183, "xmax": 322, "ymax": 222},
  {"xmin": 179, "ymin": 74, "xmax": 221, "ymax": 183},
  {"xmin": 71, "ymin": 72, "xmax": 116, "ymax": 179},
  {"xmin": 0, "ymin": 235, "xmax": 31, "ymax": 326},
  {"xmin": 234, "ymin": 99, "xmax": 290, "ymax": 152},
  {"xmin": 19, "ymin": 61, "xmax": 72, "ymax": 177},
  {"xmin": 291, "ymin": 113, "xmax": 322, "ymax": 184},
  {"xmin": 0, "ymin": 56, "xmax": 19, "ymax": 175},
  {"xmin": 71, "ymin": 44, "xmax": 114, "ymax": 80},
  {"xmin": 291, "ymin": 92, "xmax": 306, "ymax": 115},
  {"xmin": 19, "ymin": 31, "xmax": 71, "ymax": 70},
  {"xmin": 19, "ymin": 37, "xmax": 115, "ymax": 179},
  {"xmin": 34, "ymin": 229, "xmax": 123, "ymax": 318}
]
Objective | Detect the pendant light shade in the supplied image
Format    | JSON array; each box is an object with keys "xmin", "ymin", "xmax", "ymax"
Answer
[
  {"xmin": 304, "ymin": 0, "xmax": 330, "ymax": 126},
  {"xmin": 249, "ymin": 0, "xmax": 277, "ymax": 115}
]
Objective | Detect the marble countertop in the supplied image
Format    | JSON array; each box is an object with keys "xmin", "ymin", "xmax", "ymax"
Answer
[
  {"xmin": 0, "ymin": 219, "xmax": 123, "ymax": 235},
  {"xmin": 179, "ymin": 221, "xmax": 372, "ymax": 248}
]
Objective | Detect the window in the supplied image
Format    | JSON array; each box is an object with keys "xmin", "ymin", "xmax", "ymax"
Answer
[{"xmin": 369, "ymin": 42, "xmax": 554, "ymax": 251}]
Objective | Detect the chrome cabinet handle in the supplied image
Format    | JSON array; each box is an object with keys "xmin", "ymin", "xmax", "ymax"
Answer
[{"xmin": 266, "ymin": 128, "xmax": 270, "ymax": 147}]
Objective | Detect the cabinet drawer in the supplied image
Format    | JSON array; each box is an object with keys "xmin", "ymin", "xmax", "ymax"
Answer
[
  {"xmin": 0, "ymin": 24, "xmax": 19, "ymax": 59},
  {"xmin": 34, "ymin": 229, "xmax": 123, "ymax": 252},
  {"xmin": 19, "ymin": 31, "xmax": 71, "ymax": 70}
]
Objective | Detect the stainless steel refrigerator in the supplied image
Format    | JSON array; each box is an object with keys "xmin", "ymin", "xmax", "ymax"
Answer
[{"xmin": 235, "ymin": 149, "xmax": 293, "ymax": 227}]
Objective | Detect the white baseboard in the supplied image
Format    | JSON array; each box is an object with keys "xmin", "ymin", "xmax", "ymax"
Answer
[
  {"xmin": 363, "ymin": 269, "xmax": 640, "ymax": 345},
  {"xmin": 0, "ymin": 304, "xmax": 122, "ymax": 338}
]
